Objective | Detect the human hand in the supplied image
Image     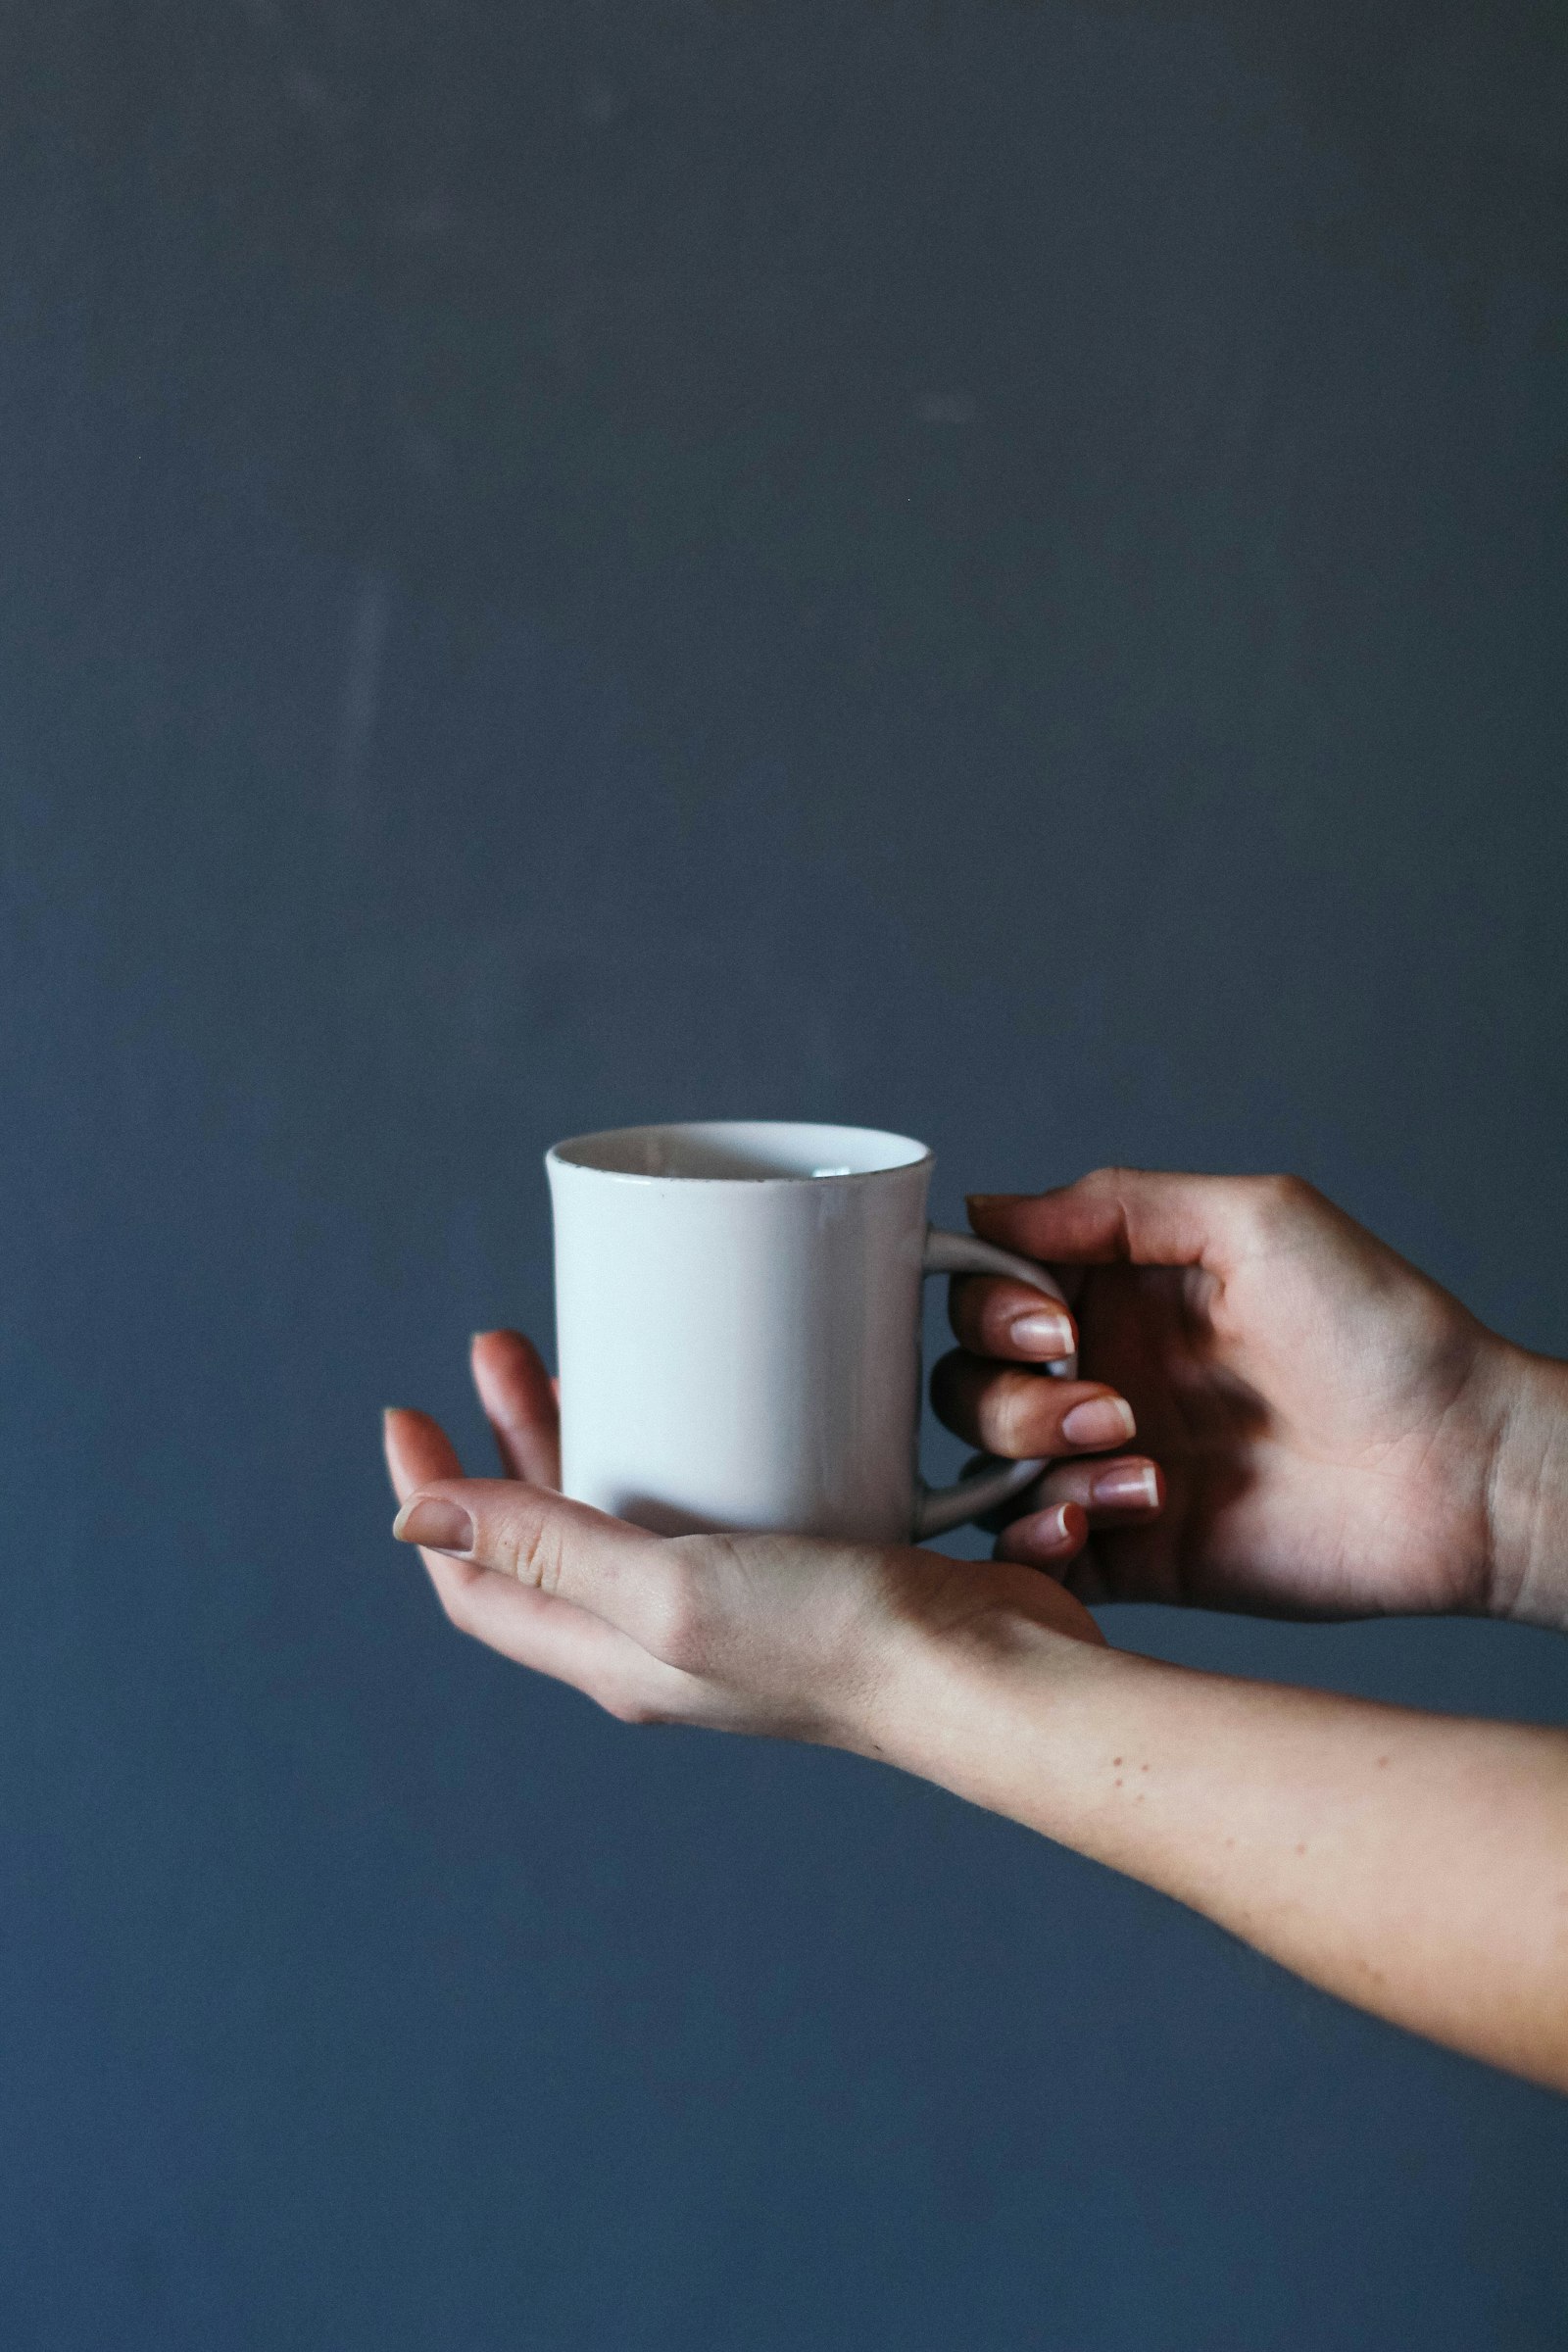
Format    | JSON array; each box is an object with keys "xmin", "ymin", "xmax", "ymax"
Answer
[
  {"xmin": 378, "ymin": 1324, "xmax": 1568, "ymax": 2097},
  {"xmin": 933, "ymin": 1169, "xmax": 1568, "ymax": 1625},
  {"xmin": 381, "ymin": 1331, "xmax": 1116, "ymax": 1741}
]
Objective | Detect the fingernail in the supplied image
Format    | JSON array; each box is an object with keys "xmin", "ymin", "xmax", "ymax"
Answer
[
  {"xmin": 1035, "ymin": 1502, "xmax": 1080, "ymax": 1551},
  {"xmin": 1009, "ymin": 1308, "xmax": 1074, "ymax": 1358},
  {"xmin": 1009, "ymin": 1502, "xmax": 1082, "ymax": 1559},
  {"xmin": 392, "ymin": 1496, "xmax": 475, "ymax": 1553},
  {"xmin": 966, "ymin": 1193, "xmax": 1021, "ymax": 1207},
  {"xmin": 1091, "ymin": 1460, "xmax": 1160, "ymax": 1510},
  {"xmin": 1060, "ymin": 1395, "xmax": 1137, "ymax": 1447}
]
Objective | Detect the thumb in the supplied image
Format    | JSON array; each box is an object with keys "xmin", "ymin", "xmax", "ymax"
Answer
[
  {"xmin": 393, "ymin": 1479, "xmax": 693, "ymax": 1659},
  {"xmin": 969, "ymin": 1167, "xmax": 1302, "ymax": 1275}
]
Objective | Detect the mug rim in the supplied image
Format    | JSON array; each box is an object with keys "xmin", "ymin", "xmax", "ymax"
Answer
[{"xmin": 546, "ymin": 1119, "xmax": 933, "ymax": 1185}]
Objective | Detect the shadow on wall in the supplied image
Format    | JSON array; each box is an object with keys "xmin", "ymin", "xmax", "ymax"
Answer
[{"xmin": 4, "ymin": 0, "xmax": 1563, "ymax": 769}]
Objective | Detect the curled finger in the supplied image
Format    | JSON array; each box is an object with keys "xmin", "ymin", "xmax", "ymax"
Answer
[
  {"xmin": 946, "ymin": 1274, "xmax": 1078, "ymax": 1363},
  {"xmin": 931, "ymin": 1351, "xmax": 1138, "ymax": 1460},
  {"xmin": 997, "ymin": 1455, "xmax": 1164, "ymax": 1573}
]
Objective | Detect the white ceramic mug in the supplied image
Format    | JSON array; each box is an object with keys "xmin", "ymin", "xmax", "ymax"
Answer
[{"xmin": 546, "ymin": 1121, "xmax": 1074, "ymax": 1543}]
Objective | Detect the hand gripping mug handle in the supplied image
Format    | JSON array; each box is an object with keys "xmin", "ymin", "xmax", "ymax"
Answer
[{"xmin": 913, "ymin": 1227, "xmax": 1077, "ymax": 1541}]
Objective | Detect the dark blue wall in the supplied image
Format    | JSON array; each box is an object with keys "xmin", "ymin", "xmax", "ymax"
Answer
[{"xmin": 2, "ymin": 6, "xmax": 1566, "ymax": 2345}]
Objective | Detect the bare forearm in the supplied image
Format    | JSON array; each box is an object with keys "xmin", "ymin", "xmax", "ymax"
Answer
[
  {"xmin": 868, "ymin": 1620, "xmax": 1568, "ymax": 2089},
  {"xmin": 1490, "ymin": 1346, "xmax": 1568, "ymax": 1633}
]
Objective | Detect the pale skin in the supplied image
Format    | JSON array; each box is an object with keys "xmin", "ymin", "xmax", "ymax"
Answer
[{"xmin": 383, "ymin": 1169, "xmax": 1568, "ymax": 2092}]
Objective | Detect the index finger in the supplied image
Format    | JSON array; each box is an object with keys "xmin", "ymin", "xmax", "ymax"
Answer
[
  {"xmin": 947, "ymin": 1274, "xmax": 1078, "ymax": 1361},
  {"xmin": 470, "ymin": 1328, "xmax": 562, "ymax": 1486}
]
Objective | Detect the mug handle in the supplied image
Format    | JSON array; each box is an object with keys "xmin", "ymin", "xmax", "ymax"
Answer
[{"xmin": 913, "ymin": 1227, "xmax": 1077, "ymax": 1542}]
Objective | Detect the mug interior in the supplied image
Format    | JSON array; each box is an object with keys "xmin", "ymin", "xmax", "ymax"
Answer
[{"xmin": 549, "ymin": 1121, "xmax": 930, "ymax": 1182}]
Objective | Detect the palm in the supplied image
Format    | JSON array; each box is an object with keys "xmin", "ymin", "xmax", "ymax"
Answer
[{"xmin": 383, "ymin": 1329, "xmax": 1105, "ymax": 1734}]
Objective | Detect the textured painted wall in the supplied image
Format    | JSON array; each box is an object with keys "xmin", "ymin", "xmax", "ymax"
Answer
[{"xmin": 1, "ymin": 6, "xmax": 1565, "ymax": 2345}]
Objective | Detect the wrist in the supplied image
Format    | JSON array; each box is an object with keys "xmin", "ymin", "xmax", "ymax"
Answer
[
  {"xmin": 1484, "ymin": 1344, "xmax": 1568, "ymax": 1631},
  {"xmin": 844, "ymin": 1575, "xmax": 1122, "ymax": 1816}
]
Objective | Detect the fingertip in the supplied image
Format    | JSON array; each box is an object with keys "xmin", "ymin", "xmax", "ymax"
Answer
[
  {"xmin": 392, "ymin": 1494, "xmax": 476, "ymax": 1554},
  {"xmin": 966, "ymin": 1190, "xmax": 1037, "ymax": 1229},
  {"xmin": 470, "ymin": 1328, "xmax": 556, "ymax": 1399},
  {"xmin": 998, "ymin": 1499, "xmax": 1088, "ymax": 1569},
  {"xmin": 948, "ymin": 1274, "xmax": 1077, "ymax": 1362},
  {"xmin": 1058, "ymin": 1391, "xmax": 1138, "ymax": 1451},
  {"xmin": 382, "ymin": 1405, "xmax": 466, "ymax": 1497},
  {"xmin": 1088, "ymin": 1458, "xmax": 1164, "ymax": 1514},
  {"xmin": 470, "ymin": 1327, "xmax": 513, "ymax": 1370},
  {"xmin": 472, "ymin": 1325, "xmax": 545, "ymax": 1357},
  {"xmin": 1010, "ymin": 1306, "xmax": 1078, "ymax": 1361},
  {"xmin": 382, "ymin": 1402, "xmax": 414, "ymax": 1460}
]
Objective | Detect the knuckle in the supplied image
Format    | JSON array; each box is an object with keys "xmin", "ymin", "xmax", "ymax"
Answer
[
  {"xmin": 498, "ymin": 1508, "xmax": 568, "ymax": 1597},
  {"xmin": 1245, "ymin": 1171, "xmax": 1314, "ymax": 1234},
  {"xmin": 984, "ymin": 1372, "xmax": 1039, "ymax": 1457},
  {"xmin": 645, "ymin": 1549, "xmax": 714, "ymax": 1673},
  {"xmin": 1082, "ymin": 1164, "xmax": 1146, "ymax": 1204},
  {"xmin": 1078, "ymin": 1167, "xmax": 1144, "ymax": 1258}
]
